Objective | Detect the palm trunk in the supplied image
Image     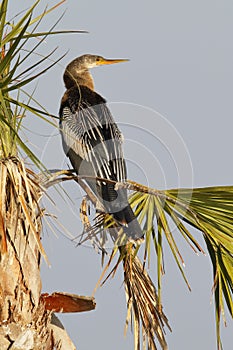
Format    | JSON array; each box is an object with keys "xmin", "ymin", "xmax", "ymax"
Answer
[{"xmin": 0, "ymin": 157, "xmax": 52, "ymax": 349}]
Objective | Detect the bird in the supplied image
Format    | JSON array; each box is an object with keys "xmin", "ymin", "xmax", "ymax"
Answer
[{"xmin": 59, "ymin": 54, "xmax": 143, "ymax": 241}]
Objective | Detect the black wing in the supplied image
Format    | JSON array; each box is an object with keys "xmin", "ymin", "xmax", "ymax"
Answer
[
  {"xmin": 59, "ymin": 86, "xmax": 127, "ymax": 208},
  {"xmin": 59, "ymin": 85, "xmax": 143, "ymax": 240}
]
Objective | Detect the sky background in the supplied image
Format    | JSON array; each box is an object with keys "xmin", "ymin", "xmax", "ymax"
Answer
[{"xmin": 8, "ymin": 1, "xmax": 233, "ymax": 349}]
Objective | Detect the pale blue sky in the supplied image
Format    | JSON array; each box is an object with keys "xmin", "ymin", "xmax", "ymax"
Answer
[{"xmin": 9, "ymin": 1, "xmax": 233, "ymax": 349}]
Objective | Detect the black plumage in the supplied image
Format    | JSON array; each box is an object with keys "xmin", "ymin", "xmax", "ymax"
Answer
[{"xmin": 59, "ymin": 54, "xmax": 143, "ymax": 240}]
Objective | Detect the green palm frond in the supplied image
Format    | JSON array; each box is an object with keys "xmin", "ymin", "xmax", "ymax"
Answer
[
  {"xmin": 0, "ymin": 0, "xmax": 83, "ymax": 164},
  {"xmin": 128, "ymin": 182, "xmax": 233, "ymax": 349}
]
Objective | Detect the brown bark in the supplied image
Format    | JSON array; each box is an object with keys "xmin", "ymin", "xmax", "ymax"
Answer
[
  {"xmin": 0, "ymin": 157, "xmax": 52, "ymax": 349},
  {"xmin": 0, "ymin": 158, "xmax": 96, "ymax": 349}
]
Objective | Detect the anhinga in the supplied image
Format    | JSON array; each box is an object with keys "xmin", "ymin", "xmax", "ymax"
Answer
[{"xmin": 59, "ymin": 54, "xmax": 143, "ymax": 241}]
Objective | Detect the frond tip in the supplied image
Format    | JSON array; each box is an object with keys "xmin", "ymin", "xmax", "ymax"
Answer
[{"xmin": 123, "ymin": 253, "xmax": 171, "ymax": 350}]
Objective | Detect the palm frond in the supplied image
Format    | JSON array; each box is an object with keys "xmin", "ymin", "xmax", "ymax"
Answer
[
  {"xmin": 123, "ymin": 250, "xmax": 171, "ymax": 350},
  {"xmin": 0, "ymin": 0, "xmax": 84, "ymax": 164},
  {"xmin": 127, "ymin": 182, "xmax": 233, "ymax": 349}
]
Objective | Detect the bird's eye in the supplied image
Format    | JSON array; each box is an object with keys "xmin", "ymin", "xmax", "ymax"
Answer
[{"xmin": 96, "ymin": 57, "xmax": 100, "ymax": 61}]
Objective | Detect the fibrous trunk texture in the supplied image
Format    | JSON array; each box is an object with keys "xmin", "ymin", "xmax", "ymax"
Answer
[{"xmin": 0, "ymin": 157, "xmax": 52, "ymax": 350}]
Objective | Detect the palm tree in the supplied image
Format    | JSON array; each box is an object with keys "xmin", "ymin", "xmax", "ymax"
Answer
[
  {"xmin": 0, "ymin": 1, "xmax": 232, "ymax": 350},
  {"xmin": 0, "ymin": 1, "xmax": 94, "ymax": 349}
]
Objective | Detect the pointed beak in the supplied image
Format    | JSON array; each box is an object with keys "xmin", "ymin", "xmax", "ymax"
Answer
[{"xmin": 97, "ymin": 58, "xmax": 129, "ymax": 66}]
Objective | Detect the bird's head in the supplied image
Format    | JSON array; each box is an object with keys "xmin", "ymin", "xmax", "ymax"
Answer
[
  {"xmin": 63, "ymin": 54, "xmax": 129, "ymax": 89},
  {"xmin": 67, "ymin": 54, "xmax": 129, "ymax": 72}
]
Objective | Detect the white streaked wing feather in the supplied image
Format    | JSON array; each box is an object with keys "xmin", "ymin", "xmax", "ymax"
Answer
[{"xmin": 60, "ymin": 102, "xmax": 126, "ymax": 182}]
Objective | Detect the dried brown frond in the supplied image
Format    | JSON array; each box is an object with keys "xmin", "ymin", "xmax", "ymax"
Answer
[
  {"xmin": 123, "ymin": 253, "xmax": 171, "ymax": 350},
  {"xmin": 0, "ymin": 157, "xmax": 52, "ymax": 349}
]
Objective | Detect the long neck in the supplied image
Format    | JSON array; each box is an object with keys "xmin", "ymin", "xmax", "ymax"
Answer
[{"xmin": 63, "ymin": 69, "xmax": 94, "ymax": 90}]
